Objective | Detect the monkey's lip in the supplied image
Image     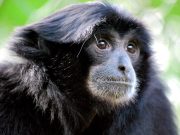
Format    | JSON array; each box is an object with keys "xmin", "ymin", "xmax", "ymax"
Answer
[
  {"xmin": 106, "ymin": 77, "xmax": 129, "ymax": 82},
  {"xmin": 96, "ymin": 77, "xmax": 132, "ymax": 86},
  {"xmin": 96, "ymin": 79, "xmax": 133, "ymax": 86},
  {"xmin": 100, "ymin": 81, "xmax": 132, "ymax": 86}
]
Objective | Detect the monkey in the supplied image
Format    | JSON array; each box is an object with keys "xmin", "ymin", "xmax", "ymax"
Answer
[{"xmin": 0, "ymin": 2, "xmax": 177, "ymax": 135}]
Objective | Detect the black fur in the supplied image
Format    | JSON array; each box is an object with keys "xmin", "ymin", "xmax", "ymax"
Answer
[{"xmin": 0, "ymin": 2, "xmax": 177, "ymax": 135}]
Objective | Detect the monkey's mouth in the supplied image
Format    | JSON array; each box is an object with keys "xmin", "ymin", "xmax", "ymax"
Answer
[
  {"xmin": 105, "ymin": 77, "xmax": 129, "ymax": 82},
  {"xmin": 96, "ymin": 77, "xmax": 133, "ymax": 86},
  {"xmin": 99, "ymin": 81, "xmax": 132, "ymax": 86},
  {"xmin": 88, "ymin": 78, "xmax": 137, "ymax": 104},
  {"xmin": 88, "ymin": 75, "xmax": 137, "ymax": 103},
  {"xmin": 94, "ymin": 79, "xmax": 134, "ymax": 92}
]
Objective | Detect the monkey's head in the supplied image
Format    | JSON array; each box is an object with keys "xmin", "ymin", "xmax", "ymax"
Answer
[
  {"xmin": 12, "ymin": 2, "xmax": 151, "ymax": 108},
  {"xmin": 84, "ymin": 19, "xmax": 151, "ymax": 106},
  {"xmin": 87, "ymin": 29, "xmax": 138, "ymax": 105}
]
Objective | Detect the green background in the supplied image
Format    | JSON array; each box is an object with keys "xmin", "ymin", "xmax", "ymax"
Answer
[{"xmin": 0, "ymin": 0, "xmax": 180, "ymax": 133}]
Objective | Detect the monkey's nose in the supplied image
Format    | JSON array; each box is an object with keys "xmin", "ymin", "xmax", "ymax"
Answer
[
  {"xmin": 118, "ymin": 65, "xmax": 125, "ymax": 71},
  {"xmin": 118, "ymin": 65, "xmax": 129, "ymax": 74}
]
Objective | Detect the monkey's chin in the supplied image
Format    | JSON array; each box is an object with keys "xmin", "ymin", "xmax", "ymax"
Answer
[{"xmin": 88, "ymin": 81, "xmax": 137, "ymax": 105}]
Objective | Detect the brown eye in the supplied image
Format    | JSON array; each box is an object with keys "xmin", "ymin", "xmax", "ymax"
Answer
[
  {"xmin": 96, "ymin": 39, "xmax": 110, "ymax": 50},
  {"xmin": 126, "ymin": 42, "xmax": 137, "ymax": 54}
]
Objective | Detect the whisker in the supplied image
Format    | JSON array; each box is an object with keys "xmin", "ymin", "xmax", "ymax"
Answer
[
  {"xmin": 94, "ymin": 34, "xmax": 98, "ymax": 44},
  {"xmin": 76, "ymin": 39, "xmax": 88, "ymax": 58}
]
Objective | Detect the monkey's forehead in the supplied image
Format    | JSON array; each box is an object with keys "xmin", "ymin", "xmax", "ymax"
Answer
[{"xmin": 18, "ymin": 2, "xmax": 148, "ymax": 44}]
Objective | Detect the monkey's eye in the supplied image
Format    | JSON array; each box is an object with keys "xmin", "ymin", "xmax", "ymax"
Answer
[
  {"xmin": 126, "ymin": 42, "xmax": 137, "ymax": 54},
  {"xmin": 96, "ymin": 39, "xmax": 110, "ymax": 50}
]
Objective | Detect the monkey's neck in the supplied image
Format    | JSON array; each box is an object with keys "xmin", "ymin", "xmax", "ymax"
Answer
[
  {"xmin": 54, "ymin": 97, "xmax": 97, "ymax": 134},
  {"xmin": 64, "ymin": 96, "xmax": 97, "ymax": 133}
]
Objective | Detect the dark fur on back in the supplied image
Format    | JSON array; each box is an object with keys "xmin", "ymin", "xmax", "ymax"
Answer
[{"xmin": 0, "ymin": 2, "xmax": 177, "ymax": 135}]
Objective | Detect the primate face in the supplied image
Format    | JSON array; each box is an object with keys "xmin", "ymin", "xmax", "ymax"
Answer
[{"xmin": 86, "ymin": 28, "xmax": 140, "ymax": 105}]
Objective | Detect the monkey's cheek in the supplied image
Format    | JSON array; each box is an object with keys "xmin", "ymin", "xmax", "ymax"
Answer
[{"xmin": 88, "ymin": 81, "xmax": 137, "ymax": 105}]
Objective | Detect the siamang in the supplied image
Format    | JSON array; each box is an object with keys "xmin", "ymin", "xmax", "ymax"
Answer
[{"xmin": 0, "ymin": 2, "xmax": 177, "ymax": 135}]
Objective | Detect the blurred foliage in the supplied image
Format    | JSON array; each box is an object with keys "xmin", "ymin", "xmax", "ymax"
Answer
[{"xmin": 0, "ymin": 0, "xmax": 180, "ymax": 133}]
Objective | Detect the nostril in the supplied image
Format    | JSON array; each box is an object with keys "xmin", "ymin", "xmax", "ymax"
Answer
[{"xmin": 118, "ymin": 65, "xmax": 126, "ymax": 72}]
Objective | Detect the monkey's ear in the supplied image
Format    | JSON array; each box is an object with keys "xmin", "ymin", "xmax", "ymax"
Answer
[
  {"xmin": 11, "ymin": 27, "xmax": 53, "ymax": 62},
  {"xmin": 26, "ymin": 2, "xmax": 109, "ymax": 43}
]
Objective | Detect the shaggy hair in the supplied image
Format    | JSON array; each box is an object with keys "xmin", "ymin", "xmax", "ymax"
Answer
[{"xmin": 0, "ymin": 2, "xmax": 177, "ymax": 135}]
